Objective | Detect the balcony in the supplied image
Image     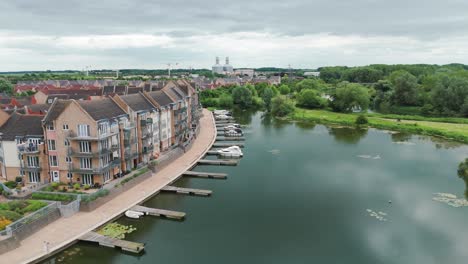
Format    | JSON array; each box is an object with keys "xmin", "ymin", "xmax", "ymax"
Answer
[
  {"xmin": 67, "ymin": 130, "xmax": 118, "ymax": 141},
  {"xmin": 68, "ymin": 145, "xmax": 119, "ymax": 158},
  {"xmin": 122, "ymin": 122, "xmax": 136, "ymax": 131},
  {"xmin": 124, "ymin": 150, "xmax": 138, "ymax": 160},
  {"xmin": 22, "ymin": 165, "xmax": 41, "ymax": 172},
  {"xmin": 70, "ymin": 159, "xmax": 120, "ymax": 174},
  {"xmin": 17, "ymin": 143, "xmax": 42, "ymax": 155}
]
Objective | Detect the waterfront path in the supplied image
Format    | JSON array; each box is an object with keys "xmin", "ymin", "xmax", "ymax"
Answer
[{"xmin": 1, "ymin": 109, "xmax": 215, "ymax": 264}]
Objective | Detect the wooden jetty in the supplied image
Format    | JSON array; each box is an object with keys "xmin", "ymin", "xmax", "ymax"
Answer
[
  {"xmin": 161, "ymin": 185, "xmax": 212, "ymax": 196},
  {"xmin": 198, "ymin": 159, "xmax": 239, "ymax": 166},
  {"xmin": 206, "ymin": 150, "xmax": 219, "ymax": 155},
  {"xmin": 79, "ymin": 231, "xmax": 144, "ymax": 253},
  {"xmin": 183, "ymin": 171, "xmax": 228, "ymax": 179},
  {"xmin": 213, "ymin": 142, "xmax": 244, "ymax": 148},
  {"xmin": 131, "ymin": 205, "xmax": 185, "ymax": 220},
  {"xmin": 215, "ymin": 137, "xmax": 245, "ymax": 141}
]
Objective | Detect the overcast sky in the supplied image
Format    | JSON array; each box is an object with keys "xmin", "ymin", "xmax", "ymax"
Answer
[{"xmin": 2, "ymin": 0, "xmax": 468, "ymax": 71}]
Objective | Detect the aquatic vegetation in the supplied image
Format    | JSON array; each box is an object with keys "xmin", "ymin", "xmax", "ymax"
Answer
[
  {"xmin": 393, "ymin": 141, "xmax": 416, "ymax": 145},
  {"xmin": 268, "ymin": 149, "xmax": 281, "ymax": 155},
  {"xmin": 432, "ymin": 193, "xmax": 468, "ymax": 207},
  {"xmin": 366, "ymin": 209, "xmax": 388, "ymax": 222},
  {"xmin": 97, "ymin": 222, "xmax": 137, "ymax": 239}
]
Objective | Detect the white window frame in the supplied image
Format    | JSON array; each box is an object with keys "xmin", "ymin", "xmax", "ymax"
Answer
[
  {"xmin": 28, "ymin": 172, "xmax": 40, "ymax": 183},
  {"xmin": 67, "ymin": 172, "xmax": 73, "ymax": 179},
  {"xmin": 27, "ymin": 156, "xmax": 39, "ymax": 167},
  {"xmin": 49, "ymin": 155, "xmax": 58, "ymax": 167},
  {"xmin": 79, "ymin": 141, "xmax": 91, "ymax": 153},
  {"xmin": 66, "ymin": 157, "xmax": 72, "ymax": 163},
  {"xmin": 78, "ymin": 124, "xmax": 90, "ymax": 137},
  {"xmin": 64, "ymin": 140, "xmax": 70, "ymax": 146},
  {"xmin": 51, "ymin": 171, "xmax": 59, "ymax": 182},
  {"xmin": 80, "ymin": 158, "xmax": 92, "ymax": 169},
  {"xmin": 47, "ymin": 139, "xmax": 56, "ymax": 151},
  {"xmin": 82, "ymin": 174, "xmax": 94, "ymax": 185},
  {"xmin": 104, "ymin": 171, "xmax": 111, "ymax": 183},
  {"xmin": 63, "ymin": 124, "xmax": 69, "ymax": 130},
  {"xmin": 46, "ymin": 123, "xmax": 54, "ymax": 131}
]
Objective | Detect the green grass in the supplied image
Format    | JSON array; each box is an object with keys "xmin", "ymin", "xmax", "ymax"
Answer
[{"xmin": 290, "ymin": 108, "xmax": 468, "ymax": 144}]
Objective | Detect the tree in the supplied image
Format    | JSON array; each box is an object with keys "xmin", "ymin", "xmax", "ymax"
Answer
[
  {"xmin": 218, "ymin": 94, "xmax": 233, "ymax": 108},
  {"xmin": 355, "ymin": 115, "xmax": 368, "ymax": 126},
  {"xmin": 458, "ymin": 158, "xmax": 468, "ymax": 180},
  {"xmin": 295, "ymin": 79, "xmax": 323, "ymax": 92},
  {"xmin": 232, "ymin": 86, "xmax": 253, "ymax": 108},
  {"xmin": 389, "ymin": 70, "xmax": 419, "ymax": 106},
  {"xmin": 279, "ymin": 84, "xmax": 290, "ymax": 95},
  {"xmin": 331, "ymin": 82, "xmax": 370, "ymax": 112},
  {"xmin": 262, "ymin": 87, "xmax": 274, "ymax": 111},
  {"xmin": 0, "ymin": 79, "xmax": 13, "ymax": 94},
  {"xmin": 271, "ymin": 96, "xmax": 295, "ymax": 117},
  {"xmin": 296, "ymin": 89, "xmax": 326, "ymax": 109}
]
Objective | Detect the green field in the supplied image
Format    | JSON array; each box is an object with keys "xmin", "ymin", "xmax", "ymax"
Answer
[{"xmin": 290, "ymin": 108, "xmax": 468, "ymax": 144}]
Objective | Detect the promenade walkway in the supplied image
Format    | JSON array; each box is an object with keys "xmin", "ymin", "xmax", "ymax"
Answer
[{"xmin": 1, "ymin": 109, "xmax": 215, "ymax": 264}]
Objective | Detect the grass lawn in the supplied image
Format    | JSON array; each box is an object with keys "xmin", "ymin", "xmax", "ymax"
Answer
[{"xmin": 290, "ymin": 108, "xmax": 468, "ymax": 144}]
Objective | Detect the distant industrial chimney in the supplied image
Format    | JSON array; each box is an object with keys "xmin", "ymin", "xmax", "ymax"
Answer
[
  {"xmin": 216, "ymin": 57, "xmax": 220, "ymax": 65},
  {"xmin": 225, "ymin": 57, "xmax": 230, "ymax": 65}
]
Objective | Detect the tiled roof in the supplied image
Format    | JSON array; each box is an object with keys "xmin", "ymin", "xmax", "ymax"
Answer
[
  {"xmin": 146, "ymin": 91, "xmax": 174, "ymax": 107},
  {"xmin": 78, "ymin": 98, "xmax": 126, "ymax": 121},
  {"xmin": 120, "ymin": 93, "xmax": 155, "ymax": 112},
  {"xmin": 42, "ymin": 100, "xmax": 72, "ymax": 123},
  {"xmin": 0, "ymin": 113, "xmax": 44, "ymax": 140}
]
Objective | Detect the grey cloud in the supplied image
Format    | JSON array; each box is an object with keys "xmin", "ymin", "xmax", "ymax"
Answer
[{"xmin": 2, "ymin": 0, "xmax": 468, "ymax": 38}]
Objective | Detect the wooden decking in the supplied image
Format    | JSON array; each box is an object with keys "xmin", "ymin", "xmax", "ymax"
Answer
[
  {"xmin": 161, "ymin": 185, "xmax": 212, "ymax": 196},
  {"xmin": 131, "ymin": 205, "xmax": 186, "ymax": 220},
  {"xmin": 182, "ymin": 171, "xmax": 228, "ymax": 179},
  {"xmin": 198, "ymin": 159, "xmax": 239, "ymax": 166},
  {"xmin": 79, "ymin": 232, "xmax": 144, "ymax": 254},
  {"xmin": 213, "ymin": 142, "xmax": 244, "ymax": 148}
]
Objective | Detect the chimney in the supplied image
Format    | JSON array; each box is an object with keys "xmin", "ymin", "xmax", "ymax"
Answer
[
  {"xmin": 226, "ymin": 57, "xmax": 229, "ymax": 65},
  {"xmin": 216, "ymin": 57, "xmax": 220, "ymax": 65}
]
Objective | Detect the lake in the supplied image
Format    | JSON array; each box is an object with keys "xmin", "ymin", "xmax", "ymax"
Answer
[{"xmin": 43, "ymin": 110, "xmax": 468, "ymax": 264}]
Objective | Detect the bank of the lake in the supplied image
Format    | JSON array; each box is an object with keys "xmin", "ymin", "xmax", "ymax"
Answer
[
  {"xmin": 289, "ymin": 108, "xmax": 468, "ymax": 144},
  {"xmin": 42, "ymin": 109, "xmax": 468, "ymax": 264}
]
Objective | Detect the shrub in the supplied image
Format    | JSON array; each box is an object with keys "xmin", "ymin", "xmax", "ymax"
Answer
[
  {"xmin": 81, "ymin": 189, "xmax": 110, "ymax": 203},
  {"xmin": 0, "ymin": 216, "xmax": 12, "ymax": 230},
  {"xmin": 4, "ymin": 181, "xmax": 16, "ymax": 189},
  {"xmin": 0, "ymin": 210, "xmax": 22, "ymax": 222},
  {"xmin": 84, "ymin": 184, "xmax": 90, "ymax": 190},
  {"xmin": 296, "ymin": 89, "xmax": 327, "ymax": 109},
  {"xmin": 15, "ymin": 176, "xmax": 23, "ymax": 183},
  {"xmin": 355, "ymin": 115, "xmax": 369, "ymax": 125},
  {"xmin": 51, "ymin": 182, "xmax": 60, "ymax": 190},
  {"xmin": 73, "ymin": 183, "xmax": 80, "ymax": 190},
  {"xmin": 271, "ymin": 96, "xmax": 295, "ymax": 117},
  {"xmin": 21, "ymin": 200, "xmax": 47, "ymax": 214},
  {"xmin": 458, "ymin": 158, "xmax": 468, "ymax": 180},
  {"xmin": 31, "ymin": 192, "xmax": 75, "ymax": 202}
]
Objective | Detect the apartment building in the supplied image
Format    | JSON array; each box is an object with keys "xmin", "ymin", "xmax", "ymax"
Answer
[
  {"xmin": 113, "ymin": 93, "xmax": 161, "ymax": 164},
  {"xmin": 42, "ymin": 98, "xmax": 135, "ymax": 186},
  {"xmin": 143, "ymin": 91, "xmax": 174, "ymax": 151},
  {"xmin": 0, "ymin": 113, "xmax": 47, "ymax": 184}
]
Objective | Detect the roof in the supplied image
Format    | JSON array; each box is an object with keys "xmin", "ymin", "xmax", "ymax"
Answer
[
  {"xmin": 120, "ymin": 93, "xmax": 155, "ymax": 112},
  {"xmin": 0, "ymin": 113, "xmax": 44, "ymax": 140},
  {"xmin": 43, "ymin": 100, "xmax": 72, "ymax": 123},
  {"xmin": 78, "ymin": 98, "xmax": 126, "ymax": 121},
  {"xmin": 27, "ymin": 104, "xmax": 50, "ymax": 113},
  {"xmin": 146, "ymin": 91, "xmax": 174, "ymax": 107}
]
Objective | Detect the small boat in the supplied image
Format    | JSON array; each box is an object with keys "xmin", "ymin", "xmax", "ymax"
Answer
[
  {"xmin": 224, "ymin": 128, "xmax": 243, "ymax": 137},
  {"xmin": 214, "ymin": 110, "xmax": 231, "ymax": 115},
  {"xmin": 125, "ymin": 210, "xmax": 145, "ymax": 219},
  {"xmin": 223, "ymin": 124, "xmax": 241, "ymax": 130},
  {"xmin": 217, "ymin": 146, "xmax": 243, "ymax": 157},
  {"xmin": 215, "ymin": 114, "xmax": 232, "ymax": 120}
]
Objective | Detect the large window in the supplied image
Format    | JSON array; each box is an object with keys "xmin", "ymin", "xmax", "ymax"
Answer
[
  {"xmin": 49, "ymin": 156, "xmax": 58, "ymax": 167},
  {"xmin": 47, "ymin": 140, "xmax": 56, "ymax": 151},
  {"xmin": 104, "ymin": 171, "xmax": 111, "ymax": 182},
  {"xmin": 27, "ymin": 156, "xmax": 39, "ymax": 167},
  {"xmin": 98, "ymin": 123, "xmax": 108, "ymax": 136},
  {"xmin": 78, "ymin": 124, "xmax": 90, "ymax": 137},
  {"xmin": 79, "ymin": 141, "xmax": 91, "ymax": 153},
  {"xmin": 80, "ymin": 158, "xmax": 92, "ymax": 169},
  {"xmin": 46, "ymin": 124, "xmax": 54, "ymax": 131},
  {"xmin": 82, "ymin": 174, "xmax": 94, "ymax": 185},
  {"xmin": 28, "ymin": 172, "xmax": 40, "ymax": 183}
]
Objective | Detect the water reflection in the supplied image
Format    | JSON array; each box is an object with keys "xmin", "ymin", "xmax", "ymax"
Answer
[
  {"xmin": 328, "ymin": 127, "xmax": 368, "ymax": 144},
  {"xmin": 295, "ymin": 121, "xmax": 317, "ymax": 130},
  {"xmin": 391, "ymin": 132, "xmax": 412, "ymax": 142}
]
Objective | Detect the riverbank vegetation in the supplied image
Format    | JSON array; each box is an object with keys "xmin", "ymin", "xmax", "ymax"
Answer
[{"xmin": 97, "ymin": 222, "xmax": 136, "ymax": 239}]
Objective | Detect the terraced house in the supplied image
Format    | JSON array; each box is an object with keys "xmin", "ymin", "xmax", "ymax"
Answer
[{"xmin": 0, "ymin": 80, "xmax": 199, "ymax": 187}]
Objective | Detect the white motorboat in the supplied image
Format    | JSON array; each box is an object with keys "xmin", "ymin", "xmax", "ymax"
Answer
[
  {"xmin": 223, "ymin": 124, "xmax": 241, "ymax": 130},
  {"xmin": 125, "ymin": 210, "xmax": 145, "ymax": 219},
  {"xmin": 214, "ymin": 110, "xmax": 231, "ymax": 115},
  {"xmin": 224, "ymin": 128, "xmax": 243, "ymax": 137},
  {"xmin": 217, "ymin": 146, "xmax": 243, "ymax": 157},
  {"xmin": 216, "ymin": 114, "xmax": 231, "ymax": 120}
]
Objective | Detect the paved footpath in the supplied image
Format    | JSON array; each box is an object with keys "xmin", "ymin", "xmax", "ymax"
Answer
[{"xmin": 1, "ymin": 109, "xmax": 215, "ymax": 264}]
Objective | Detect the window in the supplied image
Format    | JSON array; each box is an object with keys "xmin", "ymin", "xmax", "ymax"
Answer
[
  {"xmin": 67, "ymin": 172, "xmax": 73, "ymax": 179},
  {"xmin": 79, "ymin": 141, "xmax": 91, "ymax": 153},
  {"xmin": 82, "ymin": 174, "xmax": 94, "ymax": 185},
  {"xmin": 64, "ymin": 140, "xmax": 70, "ymax": 146},
  {"xmin": 104, "ymin": 171, "xmax": 111, "ymax": 182},
  {"xmin": 49, "ymin": 156, "xmax": 58, "ymax": 167},
  {"xmin": 46, "ymin": 123, "xmax": 54, "ymax": 131},
  {"xmin": 28, "ymin": 172, "xmax": 40, "ymax": 183},
  {"xmin": 51, "ymin": 171, "xmax": 59, "ymax": 182},
  {"xmin": 100, "ymin": 155, "xmax": 110, "ymax": 167},
  {"xmin": 63, "ymin": 124, "xmax": 69, "ymax": 130},
  {"xmin": 80, "ymin": 158, "xmax": 92, "ymax": 169},
  {"xmin": 78, "ymin": 124, "xmax": 90, "ymax": 137},
  {"xmin": 27, "ymin": 156, "xmax": 39, "ymax": 167},
  {"xmin": 47, "ymin": 140, "xmax": 56, "ymax": 151},
  {"xmin": 98, "ymin": 123, "xmax": 108, "ymax": 135},
  {"xmin": 66, "ymin": 157, "xmax": 72, "ymax": 163},
  {"xmin": 99, "ymin": 139, "xmax": 109, "ymax": 150}
]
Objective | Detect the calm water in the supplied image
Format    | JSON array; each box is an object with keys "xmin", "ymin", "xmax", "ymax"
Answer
[{"xmin": 44, "ymin": 110, "xmax": 468, "ymax": 264}]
